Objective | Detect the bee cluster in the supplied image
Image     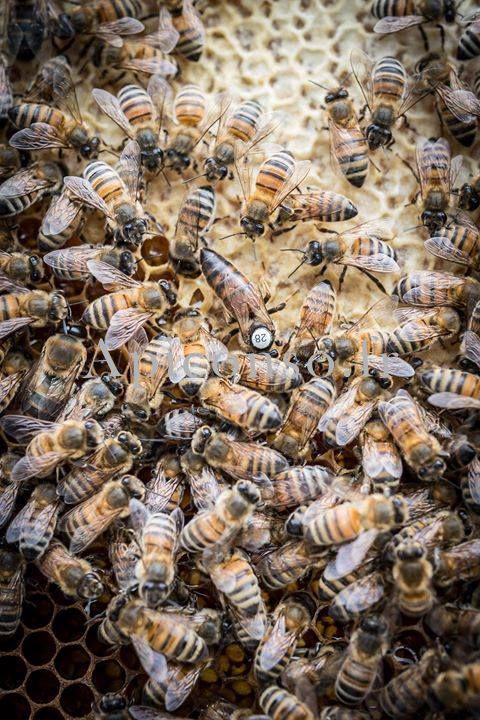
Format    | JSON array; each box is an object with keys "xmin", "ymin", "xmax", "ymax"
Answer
[{"xmin": 2, "ymin": 0, "xmax": 480, "ymax": 719}]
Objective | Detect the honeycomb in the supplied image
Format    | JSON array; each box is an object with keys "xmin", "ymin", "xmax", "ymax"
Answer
[{"xmin": 0, "ymin": 0, "xmax": 479, "ymax": 718}]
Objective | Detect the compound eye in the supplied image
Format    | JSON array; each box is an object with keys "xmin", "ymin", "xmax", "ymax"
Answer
[{"xmin": 118, "ymin": 432, "xmax": 128, "ymax": 443}]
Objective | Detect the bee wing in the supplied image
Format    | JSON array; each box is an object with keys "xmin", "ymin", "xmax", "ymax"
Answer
[
  {"xmin": 129, "ymin": 707, "xmax": 174, "ymax": 720},
  {"xmin": 9, "ymin": 123, "xmax": 68, "ymax": 150},
  {"xmin": 92, "ymin": 88, "xmax": 133, "ymax": 137},
  {"xmin": 435, "ymin": 83, "xmax": 480, "ymax": 122},
  {"xmin": 270, "ymin": 159, "xmax": 311, "ymax": 214},
  {"xmin": 424, "ymin": 234, "xmax": 474, "ymax": 266},
  {"xmin": 416, "ymin": 137, "xmax": 451, "ymax": 200},
  {"xmin": 66, "ymin": 502, "xmax": 122, "ymax": 554},
  {"xmin": 95, "ymin": 17, "xmax": 144, "ymax": 45},
  {"xmin": 328, "ymin": 121, "xmax": 365, "ymax": 180},
  {"xmin": 318, "ymin": 382, "xmax": 359, "ymax": 432},
  {"xmin": 129, "ymin": 497, "xmax": 150, "ymax": 533},
  {"xmin": 344, "ymin": 295, "xmax": 397, "ymax": 335},
  {"xmin": 27, "ymin": 501, "xmax": 60, "ymax": 548},
  {"xmin": 467, "ymin": 457, "xmax": 480, "ymax": 505},
  {"xmin": 0, "ymin": 317, "xmax": 36, "ymax": 340},
  {"xmin": 335, "ymin": 398, "xmax": 377, "ymax": 446},
  {"xmin": 259, "ymin": 614, "xmax": 297, "ymax": 671},
  {"xmin": 367, "ymin": 354, "xmax": 415, "ymax": 378},
  {"xmin": 165, "ymin": 336, "xmax": 186, "ymax": 384},
  {"xmin": 132, "ymin": 635, "xmax": 168, "ymax": 684},
  {"xmin": 188, "ymin": 467, "xmax": 223, "ymax": 511},
  {"xmin": 400, "ymin": 272, "xmax": 464, "ymax": 305},
  {"xmin": 198, "ymin": 326, "xmax": 228, "ymax": 363},
  {"xmin": 105, "ymin": 308, "xmax": 153, "ymax": 351},
  {"xmin": 393, "ymin": 307, "xmax": 434, "ymax": 324},
  {"xmin": 165, "ymin": 664, "xmax": 203, "ymax": 712},
  {"xmin": 43, "ymin": 246, "xmax": 99, "ymax": 278},
  {"xmin": 41, "ymin": 192, "xmax": 83, "ymax": 237},
  {"xmin": 350, "ymin": 48, "xmax": 374, "ymax": 110},
  {"xmin": 157, "ymin": 5, "xmax": 180, "ymax": 48},
  {"xmin": 0, "ymin": 167, "xmax": 53, "ymax": 198},
  {"xmin": 364, "ymin": 435, "xmax": 403, "ymax": 481},
  {"xmin": 121, "ymin": 57, "xmax": 177, "ymax": 77},
  {"xmin": 340, "ymin": 250, "xmax": 399, "ymax": 273},
  {"xmin": 373, "ymin": 15, "xmax": 426, "ymax": 34},
  {"xmin": 147, "ymin": 74, "xmax": 174, "ymax": 129},
  {"xmin": 86, "ymin": 260, "xmax": 140, "ymax": 291},
  {"xmin": 0, "ymin": 371, "xmax": 25, "ymax": 406},
  {"xmin": 117, "ymin": 139, "xmax": 142, "ymax": 202},
  {"xmin": 0, "ymin": 415, "xmax": 57, "ymax": 441},
  {"xmin": 6, "ymin": 499, "xmax": 36, "ymax": 543},
  {"xmin": 297, "ymin": 280, "xmax": 336, "ymax": 337},
  {"xmin": 323, "ymin": 529, "xmax": 379, "ymax": 581},
  {"xmin": 0, "ymin": 60, "xmax": 13, "ymax": 120},
  {"xmin": 427, "ymin": 392, "xmax": 480, "ymax": 410},
  {"xmin": 0, "ymin": 483, "xmax": 20, "ymax": 528},
  {"xmin": 450, "ymin": 154, "xmax": 464, "ymax": 190},
  {"xmin": 63, "ymin": 176, "xmax": 111, "ymax": 218},
  {"xmin": 236, "ymin": 112, "xmax": 282, "ymax": 161},
  {"xmin": 10, "ymin": 451, "xmax": 65, "ymax": 483},
  {"xmin": 334, "ymin": 571, "xmax": 385, "ymax": 616},
  {"xmin": 50, "ymin": 60, "xmax": 82, "ymax": 124},
  {"xmin": 461, "ymin": 330, "xmax": 480, "ymax": 369}
]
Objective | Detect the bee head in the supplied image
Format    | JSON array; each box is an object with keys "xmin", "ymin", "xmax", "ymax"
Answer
[
  {"xmin": 204, "ymin": 157, "xmax": 228, "ymax": 181},
  {"xmin": 305, "ymin": 240, "xmax": 324, "ymax": 266},
  {"xmin": 80, "ymin": 136, "xmax": 100, "ymax": 159},
  {"xmin": 141, "ymin": 147, "xmax": 164, "ymax": 171},
  {"xmin": 78, "ymin": 571, "xmax": 104, "ymax": 600},
  {"xmin": 49, "ymin": 292, "xmax": 69, "ymax": 322},
  {"xmin": 191, "ymin": 425, "xmax": 213, "ymax": 455},
  {"xmin": 159, "ymin": 278, "xmax": 177, "ymax": 306},
  {"xmin": 141, "ymin": 579, "xmax": 169, "ymax": 607},
  {"xmin": 240, "ymin": 216, "xmax": 264, "ymax": 237},
  {"xmin": 285, "ymin": 507, "xmax": 305, "ymax": 537},
  {"xmin": 396, "ymin": 542, "xmax": 424, "ymax": 562},
  {"xmin": 459, "ymin": 183, "xmax": 480, "ymax": 211},
  {"xmin": 421, "ymin": 210, "xmax": 447, "ymax": 234},
  {"xmin": 236, "ymin": 480, "xmax": 261, "ymax": 506},
  {"xmin": 84, "ymin": 419, "xmax": 104, "ymax": 448},
  {"xmin": 366, "ymin": 124, "xmax": 392, "ymax": 150},
  {"xmin": 122, "ymin": 218, "xmax": 147, "ymax": 247},
  {"xmin": 28, "ymin": 255, "xmax": 43, "ymax": 283},
  {"xmin": 99, "ymin": 694, "xmax": 127, "ymax": 713},
  {"xmin": 444, "ymin": 0, "xmax": 456, "ymax": 23},
  {"xmin": 101, "ymin": 373, "xmax": 124, "ymax": 397}
]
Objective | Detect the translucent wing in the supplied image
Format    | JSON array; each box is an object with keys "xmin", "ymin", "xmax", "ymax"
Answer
[
  {"xmin": 416, "ymin": 137, "xmax": 450, "ymax": 200},
  {"xmin": 9, "ymin": 123, "xmax": 68, "ymax": 150},
  {"xmin": 467, "ymin": 457, "xmax": 480, "ymax": 506},
  {"xmin": 362, "ymin": 435, "xmax": 402, "ymax": 481},
  {"xmin": 157, "ymin": 5, "xmax": 180, "ymax": 47},
  {"xmin": 67, "ymin": 503, "xmax": 122, "ymax": 553},
  {"xmin": 374, "ymin": 15, "xmax": 426, "ymax": 34},
  {"xmin": 341, "ymin": 251, "xmax": 400, "ymax": 273},
  {"xmin": 105, "ymin": 308, "xmax": 153, "ymax": 351},
  {"xmin": 148, "ymin": 12, "xmax": 179, "ymax": 53},
  {"xmin": 164, "ymin": 336, "xmax": 186, "ymax": 385},
  {"xmin": 41, "ymin": 192, "xmax": 83, "ymax": 237},
  {"xmin": 181, "ymin": 0, "xmax": 205, "ymax": 47},
  {"xmin": 0, "ymin": 371, "xmax": 25, "ymax": 406},
  {"xmin": 95, "ymin": 17, "xmax": 144, "ymax": 45},
  {"xmin": 333, "ymin": 571, "xmax": 385, "ymax": 617},
  {"xmin": 44, "ymin": 246, "xmax": 101, "ymax": 279},
  {"xmin": 318, "ymin": 382, "xmax": 359, "ymax": 432},
  {"xmin": 329, "ymin": 121, "xmax": 366, "ymax": 181},
  {"xmin": 63, "ymin": 177, "xmax": 111, "ymax": 218},
  {"xmin": 0, "ymin": 276, "xmax": 30, "ymax": 294},
  {"xmin": 117, "ymin": 139, "xmax": 142, "ymax": 202},
  {"xmin": 6, "ymin": 499, "xmax": 35, "ymax": 543},
  {"xmin": 427, "ymin": 392, "xmax": 480, "ymax": 410},
  {"xmin": 424, "ymin": 234, "xmax": 476, "ymax": 266},
  {"xmin": 0, "ymin": 483, "xmax": 19, "ymax": 528},
  {"xmin": 92, "ymin": 88, "xmax": 133, "ymax": 137},
  {"xmin": 121, "ymin": 57, "xmax": 177, "ymax": 77},
  {"xmin": 11, "ymin": 451, "xmax": 65, "ymax": 482},
  {"xmin": 27, "ymin": 501, "xmax": 60, "ymax": 547},
  {"xmin": 260, "ymin": 614, "xmax": 297, "ymax": 671},
  {"xmin": 270, "ymin": 159, "xmax": 311, "ymax": 214},
  {"xmin": 323, "ymin": 529, "xmax": 379, "ymax": 581},
  {"xmin": 0, "ymin": 60, "xmax": 13, "ymax": 120},
  {"xmin": 335, "ymin": 398, "xmax": 377, "ymax": 446},
  {"xmin": 350, "ymin": 48, "xmax": 374, "ymax": 109},
  {"xmin": 132, "ymin": 635, "xmax": 168, "ymax": 684},
  {"xmin": 0, "ymin": 167, "xmax": 52, "ymax": 198},
  {"xmin": 0, "ymin": 415, "xmax": 56, "ymax": 441},
  {"xmin": 435, "ymin": 83, "xmax": 480, "ymax": 122},
  {"xmin": 51, "ymin": 59, "xmax": 81, "ymax": 123},
  {"xmin": 165, "ymin": 664, "xmax": 203, "ymax": 712},
  {"xmin": 367, "ymin": 355, "xmax": 415, "ymax": 378},
  {"xmin": 401, "ymin": 272, "xmax": 464, "ymax": 305},
  {"xmin": 86, "ymin": 260, "xmax": 140, "ymax": 291},
  {"xmin": 147, "ymin": 74, "xmax": 173, "ymax": 129},
  {"xmin": 462, "ymin": 330, "xmax": 480, "ymax": 369},
  {"xmin": 198, "ymin": 326, "xmax": 228, "ymax": 363},
  {"xmin": 0, "ymin": 317, "xmax": 34, "ymax": 340}
]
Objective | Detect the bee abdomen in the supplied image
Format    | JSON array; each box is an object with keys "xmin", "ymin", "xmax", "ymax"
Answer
[
  {"xmin": 174, "ymin": 85, "xmax": 206, "ymax": 125},
  {"xmin": 256, "ymin": 150, "xmax": 295, "ymax": 203},
  {"xmin": 335, "ymin": 658, "xmax": 375, "ymax": 705},
  {"xmin": 228, "ymin": 99, "xmax": 263, "ymax": 142},
  {"xmin": 0, "ymin": 585, "xmax": 22, "ymax": 636},
  {"xmin": 371, "ymin": 0, "xmax": 414, "ymax": 18},
  {"xmin": 442, "ymin": 103, "xmax": 478, "ymax": 147},
  {"xmin": 260, "ymin": 685, "xmax": 314, "ymax": 720},
  {"xmin": 373, "ymin": 57, "xmax": 406, "ymax": 107},
  {"xmin": 180, "ymin": 513, "xmax": 226, "ymax": 553},
  {"xmin": 335, "ymin": 129, "xmax": 368, "ymax": 187},
  {"xmin": 118, "ymin": 85, "xmax": 153, "ymax": 126},
  {"xmin": 458, "ymin": 26, "xmax": 480, "ymax": 61}
]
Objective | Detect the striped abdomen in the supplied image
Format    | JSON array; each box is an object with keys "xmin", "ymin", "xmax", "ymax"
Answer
[
  {"xmin": 420, "ymin": 367, "xmax": 480, "ymax": 398},
  {"xmin": 380, "ymin": 660, "xmax": 434, "ymax": 718},
  {"xmin": 439, "ymin": 98, "xmax": 478, "ymax": 147},
  {"xmin": 83, "ymin": 290, "xmax": 134, "ymax": 329},
  {"xmin": 218, "ymin": 553, "xmax": 262, "ymax": 616},
  {"xmin": 9, "ymin": 103, "xmax": 65, "ymax": 130},
  {"xmin": 372, "ymin": 57, "xmax": 407, "ymax": 124},
  {"xmin": 371, "ymin": 0, "xmax": 414, "ymax": 18},
  {"xmin": 260, "ymin": 686, "xmax": 314, "ymax": 720},
  {"xmin": 436, "ymin": 224, "xmax": 480, "ymax": 267},
  {"xmin": 97, "ymin": 0, "xmax": 143, "ymax": 22},
  {"xmin": 172, "ymin": 8, "xmax": 204, "ymax": 61},
  {"xmin": 272, "ymin": 466, "xmax": 333, "ymax": 509},
  {"xmin": 297, "ymin": 281, "xmax": 336, "ymax": 338},
  {"xmin": 142, "ymin": 512, "xmax": 177, "ymax": 560},
  {"xmin": 84, "ymin": 161, "xmax": 127, "ymax": 211},
  {"xmin": 280, "ymin": 378, "xmax": 336, "ymax": 449},
  {"xmin": 304, "ymin": 503, "xmax": 362, "ymax": 547},
  {"xmin": 176, "ymin": 185, "xmax": 215, "ymax": 240},
  {"xmin": 0, "ymin": 570, "xmax": 23, "ymax": 637},
  {"xmin": 350, "ymin": 236, "xmax": 397, "ymax": 264},
  {"xmin": 98, "ymin": 614, "xmax": 130, "ymax": 646},
  {"xmin": 227, "ymin": 99, "xmax": 262, "ymax": 143},
  {"xmin": 421, "ymin": 142, "xmax": 450, "ymax": 210},
  {"xmin": 253, "ymin": 150, "xmax": 295, "ymax": 207},
  {"xmin": 395, "ymin": 272, "xmax": 462, "ymax": 307},
  {"xmin": 174, "ymin": 85, "xmax": 206, "ymax": 126},
  {"xmin": 331, "ymin": 124, "xmax": 368, "ymax": 188},
  {"xmin": 316, "ymin": 567, "xmax": 365, "ymax": 601},
  {"xmin": 254, "ymin": 633, "xmax": 296, "ymax": 684},
  {"xmin": 146, "ymin": 616, "xmax": 207, "ymax": 662},
  {"xmin": 0, "ymin": 187, "xmax": 43, "ymax": 217},
  {"xmin": 292, "ymin": 190, "xmax": 357, "ymax": 222},
  {"xmin": 388, "ymin": 318, "xmax": 445, "ymax": 355},
  {"xmin": 118, "ymin": 84, "xmax": 155, "ymax": 129},
  {"xmin": 200, "ymin": 247, "xmax": 251, "ymax": 313},
  {"xmin": 458, "ymin": 24, "xmax": 480, "ymax": 61},
  {"xmin": 216, "ymin": 386, "xmax": 281, "ymax": 432},
  {"xmin": 180, "ymin": 511, "xmax": 227, "ymax": 553},
  {"xmin": 20, "ymin": 511, "xmax": 57, "ymax": 560},
  {"xmin": 257, "ymin": 541, "xmax": 311, "ymax": 590},
  {"xmin": 398, "ymin": 588, "xmax": 433, "ymax": 617},
  {"xmin": 356, "ymin": 328, "xmax": 390, "ymax": 356},
  {"xmin": 335, "ymin": 656, "xmax": 378, "ymax": 705},
  {"xmin": 39, "ymin": 202, "xmax": 84, "ymax": 252},
  {"xmin": 379, "ymin": 397, "xmax": 424, "ymax": 450},
  {"xmin": 461, "ymin": 458, "xmax": 480, "ymax": 515},
  {"xmin": 180, "ymin": 342, "xmax": 210, "ymax": 396}
]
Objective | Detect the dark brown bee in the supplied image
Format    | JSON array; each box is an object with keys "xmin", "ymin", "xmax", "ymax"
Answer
[
  {"xmin": 324, "ymin": 86, "xmax": 368, "ymax": 188},
  {"xmin": 66, "ymin": 0, "xmax": 145, "ymax": 44},
  {"xmin": 380, "ymin": 647, "xmax": 446, "ymax": 718},
  {"xmin": 458, "ymin": 11, "xmax": 480, "ymax": 60},
  {"xmin": 0, "ymin": 162, "xmax": 63, "ymax": 218},
  {"xmin": 415, "ymin": 137, "xmax": 461, "ymax": 234},
  {"xmin": 6, "ymin": 483, "xmax": 60, "ymax": 560},
  {"xmin": 0, "ymin": 548, "xmax": 24, "ymax": 637},
  {"xmin": 372, "ymin": 1, "xmax": 457, "ymax": 47},
  {"xmin": 38, "ymin": 540, "xmax": 104, "ymax": 600},
  {"xmin": 429, "ymin": 661, "xmax": 480, "ymax": 712},
  {"xmin": 433, "ymin": 538, "xmax": 480, "ymax": 587}
]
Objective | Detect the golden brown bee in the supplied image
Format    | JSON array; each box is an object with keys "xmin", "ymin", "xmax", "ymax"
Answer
[
  {"xmin": 98, "ymin": 593, "xmax": 131, "ymax": 646},
  {"xmin": 170, "ymin": 184, "xmax": 215, "ymax": 277},
  {"xmin": 93, "ymin": 36, "xmax": 178, "ymax": 78},
  {"xmin": 378, "ymin": 389, "xmax": 447, "ymax": 480},
  {"xmin": 62, "ymin": 375, "xmax": 123, "ymax": 421},
  {"xmin": 66, "ymin": 0, "xmax": 145, "ymax": 44},
  {"xmin": 276, "ymin": 186, "xmax": 358, "ymax": 227},
  {"xmin": 57, "ymin": 431, "xmax": 142, "ymax": 503},
  {"xmin": 93, "ymin": 76, "xmax": 172, "ymax": 171},
  {"xmin": 359, "ymin": 418, "xmax": 403, "ymax": 493},
  {"xmin": 159, "ymin": 0, "xmax": 205, "ymax": 62},
  {"xmin": 256, "ymin": 539, "xmax": 325, "ymax": 591},
  {"xmin": 379, "ymin": 647, "xmax": 445, "ymax": 718},
  {"xmin": 0, "ymin": 282, "xmax": 68, "ymax": 342},
  {"xmin": 20, "ymin": 333, "xmax": 87, "ymax": 420},
  {"xmin": 273, "ymin": 377, "xmax": 336, "ymax": 459},
  {"xmin": 395, "ymin": 270, "xmax": 480, "ymax": 309},
  {"xmin": 388, "ymin": 305, "xmax": 461, "ymax": 356},
  {"xmin": 165, "ymin": 84, "xmax": 208, "ymax": 172},
  {"xmin": 38, "ymin": 540, "xmax": 104, "ymax": 600},
  {"xmin": 0, "ymin": 249, "xmax": 43, "ymax": 285},
  {"xmin": 9, "ymin": 57, "xmax": 100, "ymax": 158},
  {"xmin": 329, "ymin": 571, "xmax": 386, "ymax": 623},
  {"xmin": 415, "ymin": 137, "xmax": 461, "ymax": 234},
  {"xmin": 433, "ymin": 538, "xmax": 480, "ymax": 587},
  {"xmin": 385, "ymin": 509, "xmax": 464, "ymax": 560},
  {"xmin": 0, "ymin": 548, "xmax": 24, "ymax": 637},
  {"xmin": 372, "ymin": 1, "xmax": 457, "ymax": 43},
  {"xmin": 6, "ymin": 483, "xmax": 60, "ymax": 560},
  {"xmin": 287, "ymin": 280, "xmax": 336, "ymax": 361},
  {"xmin": 157, "ymin": 408, "xmax": 204, "ymax": 443},
  {"xmin": 0, "ymin": 162, "xmax": 63, "ymax": 219},
  {"xmin": 44, "ymin": 244, "xmax": 136, "ymax": 281},
  {"xmin": 270, "ymin": 465, "xmax": 340, "ymax": 510},
  {"xmin": 240, "ymin": 149, "xmax": 310, "ymax": 238},
  {"xmin": 254, "ymin": 595, "xmax": 313, "ymax": 684},
  {"xmin": 418, "ymin": 365, "xmax": 480, "ymax": 410},
  {"xmin": 303, "ymin": 492, "xmax": 408, "ymax": 548},
  {"xmin": 335, "ymin": 614, "xmax": 389, "ymax": 706},
  {"xmin": 132, "ymin": 503, "xmax": 183, "ymax": 607},
  {"xmin": 323, "ymin": 86, "xmax": 368, "ymax": 188},
  {"xmin": 458, "ymin": 10, "xmax": 480, "ymax": 60},
  {"xmin": 82, "ymin": 260, "xmax": 176, "ymax": 350},
  {"xmin": 38, "ymin": 186, "xmax": 87, "ymax": 252},
  {"xmin": 61, "ymin": 475, "xmax": 145, "ymax": 553},
  {"xmin": 201, "ymin": 246, "xmax": 278, "ymax": 351},
  {"xmin": 220, "ymin": 351, "xmax": 302, "ymax": 394},
  {"xmin": 199, "ymin": 377, "xmax": 283, "ymax": 434},
  {"xmin": 191, "ymin": 425, "xmax": 288, "ymax": 485},
  {"xmin": 203, "ymin": 546, "xmax": 263, "ymax": 620},
  {"xmin": 0, "ymin": 416, "xmax": 104, "ymax": 483},
  {"xmin": 260, "ymin": 685, "xmax": 315, "ymax": 720},
  {"xmin": 429, "ymin": 661, "xmax": 480, "ymax": 712},
  {"xmin": 142, "ymin": 660, "xmax": 207, "ymax": 712},
  {"xmin": 117, "ymin": 598, "xmax": 209, "ymax": 664},
  {"xmin": 393, "ymin": 541, "xmax": 434, "ymax": 617},
  {"xmin": 179, "ymin": 479, "xmax": 260, "ymax": 553}
]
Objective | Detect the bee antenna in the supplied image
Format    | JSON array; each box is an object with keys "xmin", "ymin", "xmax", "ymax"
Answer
[
  {"xmin": 280, "ymin": 248, "xmax": 304, "ymax": 253},
  {"xmin": 309, "ymin": 80, "xmax": 331, "ymax": 91},
  {"xmin": 217, "ymin": 231, "xmax": 247, "ymax": 241},
  {"xmin": 100, "ymin": 147, "xmax": 120, "ymax": 158},
  {"xmin": 182, "ymin": 172, "xmax": 208, "ymax": 184},
  {"xmin": 403, "ymin": 224, "xmax": 423, "ymax": 233},
  {"xmin": 288, "ymin": 258, "xmax": 306, "ymax": 279}
]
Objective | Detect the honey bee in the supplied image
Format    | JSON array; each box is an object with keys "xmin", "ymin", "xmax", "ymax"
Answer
[
  {"xmin": 92, "ymin": 33, "xmax": 178, "ymax": 78},
  {"xmin": 201, "ymin": 247, "xmax": 279, "ymax": 351},
  {"xmin": 429, "ymin": 661, "xmax": 480, "ymax": 712},
  {"xmin": 302, "ymin": 492, "xmax": 408, "ymax": 549},
  {"xmin": 458, "ymin": 11, "xmax": 480, "ymax": 60},
  {"xmin": 323, "ymin": 86, "xmax": 368, "ymax": 188},
  {"xmin": 378, "ymin": 389, "xmax": 447, "ymax": 480},
  {"xmin": 256, "ymin": 539, "xmax": 319, "ymax": 591},
  {"xmin": 6, "ymin": 483, "xmax": 60, "ymax": 560},
  {"xmin": 395, "ymin": 270, "xmax": 480, "ymax": 308},
  {"xmin": 66, "ymin": 0, "xmax": 145, "ymax": 45},
  {"xmin": 418, "ymin": 365, "xmax": 480, "ymax": 410},
  {"xmin": 38, "ymin": 186, "xmax": 87, "ymax": 252},
  {"xmin": 38, "ymin": 539, "xmax": 104, "ymax": 600},
  {"xmin": 0, "ymin": 548, "xmax": 24, "ymax": 637},
  {"xmin": 0, "ymin": 162, "xmax": 63, "ymax": 218},
  {"xmin": 359, "ymin": 419, "xmax": 403, "ymax": 493},
  {"xmin": 275, "ymin": 187, "xmax": 358, "ymax": 227},
  {"xmin": 0, "ymin": 281, "xmax": 68, "ymax": 342},
  {"xmin": 270, "ymin": 465, "xmax": 341, "ymax": 511},
  {"xmin": 239, "ymin": 149, "xmax": 310, "ymax": 238},
  {"xmin": 94, "ymin": 693, "xmax": 131, "ymax": 720},
  {"xmin": 385, "ymin": 508, "xmax": 464, "ymax": 560},
  {"xmin": 165, "ymin": 84, "xmax": 209, "ymax": 172},
  {"xmin": 179, "ymin": 479, "xmax": 260, "ymax": 553},
  {"xmin": 459, "ymin": 298, "xmax": 480, "ymax": 373},
  {"xmin": 388, "ymin": 305, "xmax": 461, "ymax": 356},
  {"xmin": 335, "ymin": 615, "xmax": 389, "ymax": 706},
  {"xmin": 93, "ymin": 76, "xmax": 172, "ymax": 171},
  {"xmin": 351, "ymin": 51, "xmax": 417, "ymax": 150},
  {"xmin": 459, "ymin": 168, "xmax": 480, "ymax": 210},
  {"xmin": 181, "ymin": 451, "xmax": 228, "ymax": 512},
  {"xmin": 131, "ymin": 502, "xmax": 183, "ymax": 607},
  {"xmin": 142, "ymin": 659, "xmax": 207, "ymax": 712},
  {"xmin": 393, "ymin": 541, "xmax": 434, "ymax": 617},
  {"xmin": 61, "ymin": 475, "xmax": 145, "ymax": 553},
  {"xmin": 159, "ymin": 0, "xmax": 205, "ymax": 62},
  {"xmin": 8, "ymin": 57, "xmax": 100, "ymax": 158},
  {"xmin": 260, "ymin": 685, "xmax": 315, "ymax": 720},
  {"xmin": 372, "ymin": 0, "xmax": 457, "ymax": 46},
  {"xmin": 329, "ymin": 571, "xmax": 386, "ymax": 623},
  {"xmin": 170, "ymin": 184, "xmax": 216, "ymax": 277},
  {"xmin": 198, "ymin": 377, "xmax": 283, "ymax": 434},
  {"xmin": 380, "ymin": 647, "xmax": 446, "ymax": 718},
  {"xmin": 19, "ymin": 332, "xmax": 87, "ymax": 420},
  {"xmin": 202, "ymin": 546, "xmax": 263, "ymax": 619},
  {"xmin": 191, "ymin": 425, "xmax": 288, "ymax": 485},
  {"xmin": 82, "ymin": 260, "xmax": 177, "ymax": 350},
  {"xmin": 57, "ymin": 431, "xmax": 142, "ymax": 504},
  {"xmin": 433, "ymin": 538, "xmax": 480, "ymax": 586},
  {"xmin": 0, "ymin": 452, "xmax": 23, "ymax": 528},
  {"xmin": 98, "ymin": 593, "xmax": 131, "ymax": 646},
  {"xmin": 0, "ymin": 416, "xmax": 104, "ymax": 482},
  {"xmin": 0, "ymin": 249, "xmax": 43, "ymax": 285},
  {"xmin": 273, "ymin": 377, "xmax": 336, "ymax": 459},
  {"xmin": 116, "ymin": 598, "xmax": 209, "ymax": 664},
  {"xmin": 62, "ymin": 375, "xmax": 123, "ymax": 421},
  {"xmin": 415, "ymin": 137, "xmax": 461, "ymax": 234},
  {"xmin": 463, "ymin": 455, "xmax": 480, "ymax": 515},
  {"xmin": 44, "ymin": 244, "xmax": 136, "ymax": 281},
  {"xmin": 220, "ymin": 351, "xmax": 302, "ymax": 394},
  {"xmin": 283, "ymin": 221, "xmax": 400, "ymax": 294},
  {"xmin": 1, "ymin": 0, "xmax": 71, "ymax": 63},
  {"xmin": 254, "ymin": 595, "xmax": 313, "ymax": 685},
  {"xmin": 287, "ymin": 280, "xmax": 336, "ymax": 361},
  {"xmin": 0, "ymin": 59, "xmax": 13, "ymax": 121}
]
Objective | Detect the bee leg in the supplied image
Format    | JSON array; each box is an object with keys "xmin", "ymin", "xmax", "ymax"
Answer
[
  {"xmin": 418, "ymin": 24, "xmax": 430, "ymax": 52},
  {"xmin": 436, "ymin": 23, "xmax": 446, "ymax": 52},
  {"xmin": 357, "ymin": 268, "xmax": 388, "ymax": 295},
  {"xmin": 338, "ymin": 265, "xmax": 347, "ymax": 291},
  {"xmin": 398, "ymin": 156, "xmax": 420, "ymax": 184},
  {"xmin": 358, "ymin": 104, "xmax": 368, "ymax": 122},
  {"xmin": 435, "ymin": 105, "xmax": 445, "ymax": 136}
]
